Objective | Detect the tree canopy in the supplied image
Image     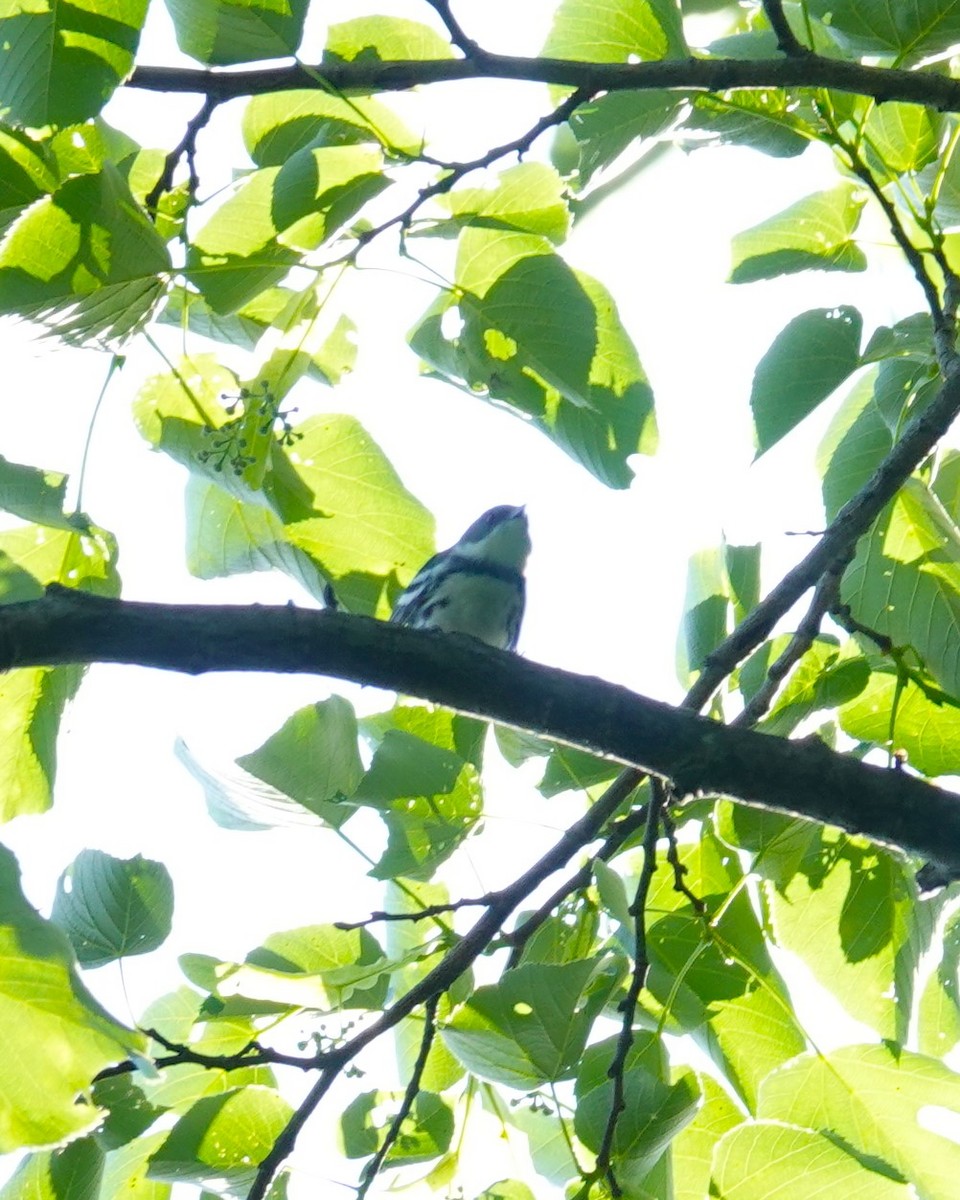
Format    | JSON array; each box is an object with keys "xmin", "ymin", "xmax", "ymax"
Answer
[{"xmin": 2, "ymin": 0, "xmax": 960, "ymax": 1197}]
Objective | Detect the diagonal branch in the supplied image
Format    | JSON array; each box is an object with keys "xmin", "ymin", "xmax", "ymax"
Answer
[
  {"xmin": 344, "ymin": 86, "xmax": 592, "ymax": 261},
  {"xmin": 685, "ymin": 364, "xmax": 960, "ymax": 711},
  {"xmin": 356, "ymin": 996, "xmax": 439, "ymax": 1198},
  {"xmin": 246, "ymin": 755, "xmax": 646, "ymax": 1199},
  {"xmin": 586, "ymin": 780, "xmax": 666, "ymax": 1198}
]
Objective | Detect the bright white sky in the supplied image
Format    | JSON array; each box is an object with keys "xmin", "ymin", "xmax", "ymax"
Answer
[{"xmin": 0, "ymin": 0, "xmax": 932, "ymax": 1191}]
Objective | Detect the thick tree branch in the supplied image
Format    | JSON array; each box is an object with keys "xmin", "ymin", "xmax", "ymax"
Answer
[
  {"xmin": 127, "ymin": 53, "xmax": 960, "ymax": 112},
  {"xmin": 4, "ymin": 585, "xmax": 960, "ymax": 873}
]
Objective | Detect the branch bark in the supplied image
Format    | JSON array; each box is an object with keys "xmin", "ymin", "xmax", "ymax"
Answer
[
  {"xmin": 4, "ymin": 585, "xmax": 960, "ymax": 874},
  {"xmin": 127, "ymin": 53, "xmax": 960, "ymax": 112}
]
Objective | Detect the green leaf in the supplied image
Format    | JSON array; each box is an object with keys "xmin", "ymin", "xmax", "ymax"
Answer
[
  {"xmin": 669, "ymin": 1073, "xmax": 742, "ymax": 1200},
  {"xmin": 474, "ymin": 1184, "xmax": 535, "ymax": 1200},
  {"xmin": 745, "ymin": 637, "xmax": 869, "ymax": 737},
  {"xmin": 494, "ymin": 1100, "xmax": 576, "ymax": 1187},
  {"xmin": 725, "ymin": 542, "xmax": 760, "ymax": 621},
  {"xmin": 186, "ymin": 170, "xmax": 298, "ymax": 315},
  {"xmin": 861, "ymin": 313, "xmax": 934, "ymax": 364},
  {"xmin": 841, "ymin": 478, "xmax": 960, "ymax": 696},
  {"xmin": 184, "ymin": 478, "xmax": 328, "ymax": 600},
  {"xmin": 100, "ymin": 1133, "xmax": 170, "ymax": 1200},
  {"xmin": 138, "ymin": 1001, "xmax": 277, "ymax": 1112},
  {"xmin": 863, "ymin": 102, "xmax": 942, "ymax": 175},
  {"xmin": 355, "ymin": 707, "xmax": 483, "ymax": 880},
  {"xmin": 236, "ymin": 698, "xmax": 364, "ymax": 826},
  {"xmin": 0, "ymin": 1139, "xmax": 104, "ymax": 1200},
  {"xmin": 438, "ymin": 163, "xmax": 570, "ymax": 243},
  {"xmin": 0, "ymin": 844, "xmax": 143, "ymax": 1150},
  {"xmin": 764, "ymin": 831, "xmax": 920, "ymax": 1039},
  {"xmin": 751, "ymin": 307, "xmax": 862, "ymax": 455},
  {"xmin": 442, "ymin": 959, "xmax": 613, "ymax": 1089},
  {"xmin": 759, "ymin": 1044, "xmax": 960, "ymax": 1195},
  {"xmin": 181, "ymin": 923, "xmax": 388, "ymax": 1011},
  {"xmin": 839, "ymin": 667, "xmax": 960, "ymax": 777},
  {"xmin": 0, "ymin": 457, "xmax": 70, "ymax": 528},
  {"xmin": 730, "ymin": 184, "xmax": 867, "ymax": 283},
  {"xmin": 0, "ymin": 166, "xmax": 168, "ymax": 343},
  {"xmin": 243, "ymin": 91, "xmax": 421, "ymax": 166},
  {"xmin": 566, "ymin": 92, "xmax": 681, "ymax": 183},
  {"xmin": 919, "ymin": 910, "xmax": 960, "ymax": 1057},
  {"xmin": 0, "ymin": 126, "xmax": 56, "ymax": 210},
  {"xmin": 410, "ymin": 229, "xmax": 657, "ymax": 488},
  {"xmin": 135, "ymin": 362, "xmax": 434, "ymax": 616},
  {"xmin": 51, "ymin": 850, "xmax": 174, "ymax": 968},
  {"xmin": 712, "ymin": 1120, "xmax": 911, "ymax": 1199},
  {"xmin": 807, "ymin": 0, "xmax": 960, "ymax": 62},
  {"xmin": 271, "ymin": 145, "xmax": 388, "ymax": 252},
  {"xmin": 536, "ymin": 745, "xmax": 620, "ymax": 797},
  {"xmin": 0, "ymin": 667, "xmax": 84, "ymax": 820},
  {"xmin": 0, "ymin": 0, "xmax": 148, "ymax": 126},
  {"xmin": 543, "ymin": 0, "xmax": 687, "ymax": 62},
  {"xmin": 680, "ymin": 88, "xmax": 811, "ymax": 158},
  {"xmin": 159, "ymin": 285, "xmax": 292, "ymax": 350},
  {"xmin": 147, "ymin": 1087, "xmax": 293, "ymax": 1191},
  {"xmin": 354, "ymin": 732, "xmax": 462, "ymax": 805},
  {"xmin": 91, "ymin": 1074, "xmax": 162, "ymax": 1150},
  {"xmin": 0, "ymin": 523, "xmax": 118, "ymax": 819},
  {"xmin": 340, "ymin": 1090, "xmax": 453, "ymax": 1165},
  {"xmin": 678, "ymin": 547, "xmax": 730, "ymax": 681},
  {"xmin": 164, "ymin": 0, "xmax": 307, "ymax": 65},
  {"xmin": 817, "ymin": 368, "xmax": 892, "ymax": 521},
  {"xmin": 325, "ymin": 16, "xmax": 453, "ymax": 61},
  {"xmin": 278, "ymin": 414, "xmax": 435, "ymax": 616}
]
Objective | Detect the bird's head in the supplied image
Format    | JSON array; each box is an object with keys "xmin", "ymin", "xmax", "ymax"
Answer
[{"xmin": 456, "ymin": 505, "xmax": 530, "ymax": 569}]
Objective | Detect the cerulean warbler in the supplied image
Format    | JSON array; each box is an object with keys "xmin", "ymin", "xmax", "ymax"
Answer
[{"xmin": 390, "ymin": 505, "xmax": 530, "ymax": 650}]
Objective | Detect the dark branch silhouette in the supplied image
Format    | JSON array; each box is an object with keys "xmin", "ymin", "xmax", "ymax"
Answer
[
  {"xmin": 3, "ymin": 585, "xmax": 960, "ymax": 874},
  {"xmin": 127, "ymin": 53, "xmax": 960, "ymax": 112}
]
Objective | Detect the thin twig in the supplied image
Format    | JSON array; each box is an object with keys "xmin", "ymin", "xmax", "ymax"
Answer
[
  {"xmin": 94, "ymin": 1028, "xmax": 319, "ymax": 1082},
  {"xmin": 339, "ymin": 86, "xmax": 592, "ymax": 264},
  {"xmin": 761, "ymin": 0, "xmax": 810, "ymax": 56},
  {"xmin": 356, "ymin": 997, "xmax": 440, "ymax": 1198},
  {"xmin": 145, "ymin": 94, "xmax": 218, "ymax": 215},
  {"xmin": 335, "ymin": 896, "xmax": 490, "ymax": 931},
  {"xmin": 834, "ymin": 130, "xmax": 953, "ymax": 366},
  {"xmin": 421, "ymin": 0, "xmax": 481, "ymax": 57},
  {"xmin": 661, "ymin": 808, "xmax": 707, "ymax": 915},
  {"xmin": 586, "ymin": 781, "xmax": 667, "ymax": 1197},
  {"xmin": 731, "ymin": 555, "xmax": 847, "ymax": 728},
  {"xmin": 505, "ymin": 781, "xmax": 648, "ymax": 965}
]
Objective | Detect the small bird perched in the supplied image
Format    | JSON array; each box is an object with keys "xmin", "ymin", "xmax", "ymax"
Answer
[{"xmin": 390, "ymin": 505, "xmax": 530, "ymax": 650}]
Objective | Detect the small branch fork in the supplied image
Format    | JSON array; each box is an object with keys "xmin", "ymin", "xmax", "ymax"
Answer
[
  {"xmin": 145, "ymin": 94, "xmax": 218, "ymax": 215},
  {"xmin": 421, "ymin": 0, "xmax": 481, "ymax": 58},
  {"xmin": 334, "ymin": 896, "xmax": 489, "ymax": 931}
]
